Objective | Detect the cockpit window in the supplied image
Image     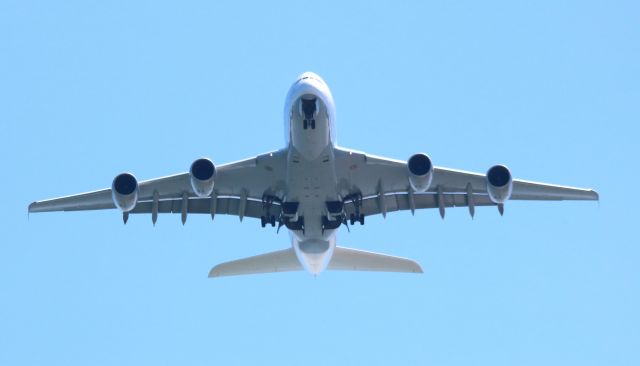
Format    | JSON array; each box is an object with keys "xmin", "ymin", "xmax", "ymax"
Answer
[{"xmin": 297, "ymin": 73, "xmax": 325, "ymax": 85}]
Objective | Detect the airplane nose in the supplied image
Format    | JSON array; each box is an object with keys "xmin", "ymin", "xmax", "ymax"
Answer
[{"xmin": 297, "ymin": 71, "xmax": 324, "ymax": 83}]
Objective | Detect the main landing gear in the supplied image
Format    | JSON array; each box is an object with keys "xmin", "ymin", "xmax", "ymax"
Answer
[
  {"xmin": 322, "ymin": 201, "xmax": 344, "ymax": 234},
  {"xmin": 260, "ymin": 195, "xmax": 280, "ymax": 228},
  {"xmin": 343, "ymin": 193, "xmax": 365, "ymax": 226},
  {"xmin": 260, "ymin": 215, "xmax": 276, "ymax": 228},
  {"xmin": 320, "ymin": 194, "xmax": 366, "ymax": 234},
  {"xmin": 349, "ymin": 213, "xmax": 365, "ymax": 226},
  {"xmin": 281, "ymin": 201, "xmax": 304, "ymax": 234},
  {"xmin": 260, "ymin": 193, "xmax": 366, "ymax": 234}
]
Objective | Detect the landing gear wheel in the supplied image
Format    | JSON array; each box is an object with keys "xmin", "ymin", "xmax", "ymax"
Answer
[
  {"xmin": 303, "ymin": 119, "xmax": 308, "ymax": 129},
  {"xmin": 359, "ymin": 214, "xmax": 365, "ymax": 225},
  {"xmin": 311, "ymin": 119, "xmax": 316, "ymax": 129},
  {"xmin": 270, "ymin": 215, "xmax": 276, "ymax": 227},
  {"xmin": 260, "ymin": 216, "xmax": 266, "ymax": 228},
  {"xmin": 349, "ymin": 213, "xmax": 356, "ymax": 225}
]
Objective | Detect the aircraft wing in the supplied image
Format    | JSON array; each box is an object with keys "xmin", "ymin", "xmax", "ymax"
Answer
[
  {"xmin": 28, "ymin": 150, "xmax": 288, "ymax": 221},
  {"xmin": 333, "ymin": 147, "xmax": 598, "ymax": 218}
]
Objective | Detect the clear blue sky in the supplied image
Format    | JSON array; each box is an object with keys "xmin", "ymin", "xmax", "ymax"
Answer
[{"xmin": 1, "ymin": 1, "xmax": 638, "ymax": 365}]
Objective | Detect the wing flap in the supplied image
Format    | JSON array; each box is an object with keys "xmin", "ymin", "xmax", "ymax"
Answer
[
  {"xmin": 344, "ymin": 192, "xmax": 496, "ymax": 217},
  {"xmin": 129, "ymin": 196, "xmax": 281, "ymax": 220}
]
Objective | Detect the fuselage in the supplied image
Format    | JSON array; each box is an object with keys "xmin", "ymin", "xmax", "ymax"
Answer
[{"xmin": 283, "ymin": 72, "xmax": 339, "ymax": 274}]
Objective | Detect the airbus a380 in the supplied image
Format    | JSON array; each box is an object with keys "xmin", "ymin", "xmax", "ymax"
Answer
[{"xmin": 29, "ymin": 72, "xmax": 598, "ymax": 277}]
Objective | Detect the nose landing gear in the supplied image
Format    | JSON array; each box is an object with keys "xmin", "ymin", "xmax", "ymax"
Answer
[
  {"xmin": 303, "ymin": 119, "xmax": 316, "ymax": 130},
  {"xmin": 300, "ymin": 97, "xmax": 318, "ymax": 130}
]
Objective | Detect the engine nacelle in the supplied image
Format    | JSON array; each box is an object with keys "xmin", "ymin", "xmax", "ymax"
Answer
[
  {"xmin": 486, "ymin": 164, "xmax": 513, "ymax": 204},
  {"xmin": 190, "ymin": 158, "xmax": 216, "ymax": 197},
  {"xmin": 407, "ymin": 153, "xmax": 433, "ymax": 192},
  {"xmin": 112, "ymin": 172, "xmax": 139, "ymax": 212}
]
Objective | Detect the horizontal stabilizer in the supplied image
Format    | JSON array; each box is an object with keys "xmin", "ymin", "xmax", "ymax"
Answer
[
  {"xmin": 209, "ymin": 248, "xmax": 302, "ymax": 278},
  {"xmin": 328, "ymin": 246, "xmax": 423, "ymax": 273}
]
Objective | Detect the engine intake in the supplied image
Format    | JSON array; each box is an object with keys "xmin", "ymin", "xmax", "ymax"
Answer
[
  {"xmin": 486, "ymin": 165, "xmax": 513, "ymax": 204},
  {"xmin": 407, "ymin": 153, "xmax": 433, "ymax": 192},
  {"xmin": 112, "ymin": 172, "xmax": 139, "ymax": 212},
  {"xmin": 190, "ymin": 158, "xmax": 216, "ymax": 197}
]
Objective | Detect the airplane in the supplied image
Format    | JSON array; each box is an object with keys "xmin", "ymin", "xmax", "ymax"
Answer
[{"xmin": 29, "ymin": 72, "xmax": 599, "ymax": 277}]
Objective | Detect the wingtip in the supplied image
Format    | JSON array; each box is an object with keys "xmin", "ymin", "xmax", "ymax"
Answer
[
  {"xmin": 208, "ymin": 269, "xmax": 219, "ymax": 278},
  {"xmin": 28, "ymin": 201, "xmax": 47, "ymax": 213},
  {"xmin": 413, "ymin": 262, "xmax": 424, "ymax": 274}
]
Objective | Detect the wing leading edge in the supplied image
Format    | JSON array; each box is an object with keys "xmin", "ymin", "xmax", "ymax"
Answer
[
  {"xmin": 29, "ymin": 147, "xmax": 598, "ymax": 221},
  {"xmin": 334, "ymin": 147, "xmax": 598, "ymax": 219},
  {"xmin": 28, "ymin": 150, "xmax": 288, "ymax": 222}
]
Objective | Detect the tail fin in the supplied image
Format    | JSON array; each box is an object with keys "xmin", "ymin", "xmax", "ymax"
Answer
[
  {"xmin": 328, "ymin": 246, "xmax": 423, "ymax": 273},
  {"xmin": 208, "ymin": 248, "xmax": 302, "ymax": 277}
]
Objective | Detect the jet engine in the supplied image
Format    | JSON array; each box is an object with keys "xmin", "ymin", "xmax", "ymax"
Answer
[
  {"xmin": 111, "ymin": 172, "xmax": 139, "ymax": 212},
  {"xmin": 190, "ymin": 158, "xmax": 216, "ymax": 197},
  {"xmin": 407, "ymin": 153, "xmax": 433, "ymax": 192},
  {"xmin": 486, "ymin": 165, "xmax": 513, "ymax": 204}
]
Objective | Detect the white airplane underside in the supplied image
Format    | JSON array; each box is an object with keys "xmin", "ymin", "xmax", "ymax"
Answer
[{"xmin": 29, "ymin": 72, "xmax": 599, "ymax": 277}]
